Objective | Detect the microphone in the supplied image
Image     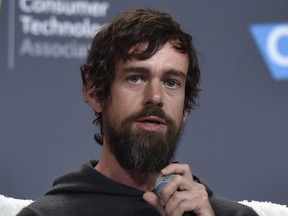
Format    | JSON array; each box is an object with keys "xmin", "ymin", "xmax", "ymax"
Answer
[
  {"xmin": 155, "ymin": 174, "xmax": 196, "ymax": 216},
  {"xmin": 155, "ymin": 174, "xmax": 175, "ymax": 196}
]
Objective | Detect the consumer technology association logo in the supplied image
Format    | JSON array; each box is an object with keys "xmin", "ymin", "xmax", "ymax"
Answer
[{"xmin": 250, "ymin": 23, "xmax": 288, "ymax": 81}]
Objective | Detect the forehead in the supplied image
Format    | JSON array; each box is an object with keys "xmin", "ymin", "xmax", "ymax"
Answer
[{"xmin": 116, "ymin": 42, "xmax": 189, "ymax": 76}]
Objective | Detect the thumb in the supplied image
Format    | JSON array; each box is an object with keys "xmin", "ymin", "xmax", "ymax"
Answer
[{"xmin": 143, "ymin": 191, "xmax": 166, "ymax": 216}]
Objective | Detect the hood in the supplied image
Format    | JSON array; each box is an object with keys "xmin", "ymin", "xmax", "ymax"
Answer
[
  {"xmin": 46, "ymin": 160, "xmax": 213, "ymax": 198},
  {"xmin": 46, "ymin": 160, "xmax": 144, "ymax": 197}
]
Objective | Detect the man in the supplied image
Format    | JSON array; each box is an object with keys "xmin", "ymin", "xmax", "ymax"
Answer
[{"xmin": 17, "ymin": 8, "xmax": 258, "ymax": 216}]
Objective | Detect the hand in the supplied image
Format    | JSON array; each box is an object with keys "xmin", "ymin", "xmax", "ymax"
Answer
[{"xmin": 143, "ymin": 163, "xmax": 215, "ymax": 216}]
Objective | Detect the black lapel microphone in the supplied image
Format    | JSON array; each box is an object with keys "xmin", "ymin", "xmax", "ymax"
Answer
[{"xmin": 155, "ymin": 174, "xmax": 196, "ymax": 216}]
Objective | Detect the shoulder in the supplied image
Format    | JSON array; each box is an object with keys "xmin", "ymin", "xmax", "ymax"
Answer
[
  {"xmin": 17, "ymin": 207, "xmax": 38, "ymax": 216},
  {"xmin": 16, "ymin": 195, "xmax": 66, "ymax": 216}
]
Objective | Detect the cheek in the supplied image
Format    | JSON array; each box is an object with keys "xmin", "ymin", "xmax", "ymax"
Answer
[
  {"xmin": 173, "ymin": 96, "xmax": 186, "ymax": 123},
  {"xmin": 166, "ymin": 102, "xmax": 185, "ymax": 126},
  {"xmin": 176, "ymin": 111, "xmax": 186, "ymax": 127},
  {"xmin": 107, "ymin": 95, "xmax": 136, "ymax": 124}
]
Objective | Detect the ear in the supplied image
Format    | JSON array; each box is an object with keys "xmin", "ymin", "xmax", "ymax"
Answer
[{"xmin": 83, "ymin": 80, "xmax": 103, "ymax": 113}]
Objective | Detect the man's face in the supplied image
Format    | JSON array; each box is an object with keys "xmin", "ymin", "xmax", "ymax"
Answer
[{"xmin": 102, "ymin": 42, "xmax": 189, "ymax": 172}]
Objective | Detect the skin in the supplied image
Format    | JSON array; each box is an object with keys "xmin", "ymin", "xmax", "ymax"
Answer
[{"xmin": 85, "ymin": 42, "xmax": 215, "ymax": 216}]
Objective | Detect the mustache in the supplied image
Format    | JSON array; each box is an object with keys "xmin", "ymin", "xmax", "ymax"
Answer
[
  {"xmin": 134, "ymin": 105, "xmax": 166, "ymax": 120},
  {"xmin": 122, "ymin": 105, "xmax": 170, "ymax": 125}
]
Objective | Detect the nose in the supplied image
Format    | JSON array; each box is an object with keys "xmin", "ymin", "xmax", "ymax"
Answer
[{"xmin": 143, "ymin": 81, "xmax": 164, "ymax": 107}]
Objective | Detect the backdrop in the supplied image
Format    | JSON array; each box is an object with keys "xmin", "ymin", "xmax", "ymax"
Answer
[{"xmin": 0, "ymin": 0, "xmax": 287, "ymax": 205}]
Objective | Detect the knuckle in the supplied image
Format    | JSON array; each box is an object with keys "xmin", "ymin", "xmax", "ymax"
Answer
[
  {"xmin": 198, "ymin": 183, "xmax": 206, "ymax": 191},
  {"xmin": 173, "ymin": 191, "xmax": 181, "ymax": 199},
  {"xmin": 182, "ymin": 164, "xmax": 190, "ymax": 171},
  {"xmin": 197, "ymin": 192, "xmax": 209, "ymax": 205}
]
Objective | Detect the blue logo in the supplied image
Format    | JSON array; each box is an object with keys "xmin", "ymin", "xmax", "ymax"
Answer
[{"xmin": 250, "ymin": 23, "xmax": 288, "ymax": 80}]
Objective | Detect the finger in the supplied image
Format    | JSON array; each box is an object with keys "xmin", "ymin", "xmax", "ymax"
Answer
[
  {"xmin": 170, "ymin": 196, "xmax": 214, "ymax": 216},
  {"xmin": 143, "ymin": 191, "xmax": 166, "ymax": 216},
  {"xmin": 159, "ymin": 173, "xmax": 196, "ymax": 203},
  {"xmin": 167, "ymin": 186, "xmax": 214, "ymax": 216},
  {"xmin": 170, "ymin": 199, "xmax": 195, "ymax": 216},
  {"xmin": 159, "ymin": 174, "xmax": 188, "ymax": 203},
  {"xmin": 161, "ymin": 163, "xmax": 193, "ymax": 180},
  {"xmin": 165, "ymin": 190, "xmax": 187, "ymax": 215}
]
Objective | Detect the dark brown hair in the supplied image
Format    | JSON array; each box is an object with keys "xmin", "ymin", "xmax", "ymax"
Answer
[{"xmin": 81, "ymin": 8, "xmax": 200, "ymax": 144}]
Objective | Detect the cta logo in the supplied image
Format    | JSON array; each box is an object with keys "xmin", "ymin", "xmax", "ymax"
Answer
[{"xmin": 250, "ymin": 23, "xmax": 288, "ymax": 80}]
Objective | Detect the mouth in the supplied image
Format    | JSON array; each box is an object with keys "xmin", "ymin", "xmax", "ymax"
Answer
[
  {"xmin": 136, "ymin": 116, "xmax": 166, "ymax": 125},
  {"xmin": 135, "ymin": 116, "xmax": 167, "ymax": 131}
]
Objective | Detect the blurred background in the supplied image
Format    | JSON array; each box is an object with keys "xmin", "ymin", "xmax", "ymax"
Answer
[{"xmin": 0, "ymin": 0, "xmax": 287, "ymax": 205}]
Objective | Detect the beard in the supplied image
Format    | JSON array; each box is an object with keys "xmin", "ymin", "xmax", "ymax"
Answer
[{"xmin": 103, "ymin": 105, "xmax": 183, "ymax": 173}]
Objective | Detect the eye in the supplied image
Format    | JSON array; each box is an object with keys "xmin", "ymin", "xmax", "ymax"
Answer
[
  {"xmin": 165, "ymin": 80, "xmax": 180, "ymax": 89},
  {"xmin": 128, "ymin": 75, "xmax": 143, "ymax": 84}
]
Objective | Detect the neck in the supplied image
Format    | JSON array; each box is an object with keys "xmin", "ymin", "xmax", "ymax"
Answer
[{"xmin": 95, "ymin": 144, "xmax": 159, "ymax": 191}]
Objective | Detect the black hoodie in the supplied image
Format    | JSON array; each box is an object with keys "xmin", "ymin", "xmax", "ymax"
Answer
[{"xmin": 17, "ymin": 160, "xmax": 258, "ymax": 216}]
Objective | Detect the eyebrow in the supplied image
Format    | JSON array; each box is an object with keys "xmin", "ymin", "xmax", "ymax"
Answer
[
  {"xmin": 121, "ymin": 66, "xmax": 187, "ymax": 79},
  {"xmin": 164, "ymin": 69, "xmax": 187, "ymax": 80},
  {"xmin": 122, "ymin": 66, "xmax": 150, "ymax": 74}
]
